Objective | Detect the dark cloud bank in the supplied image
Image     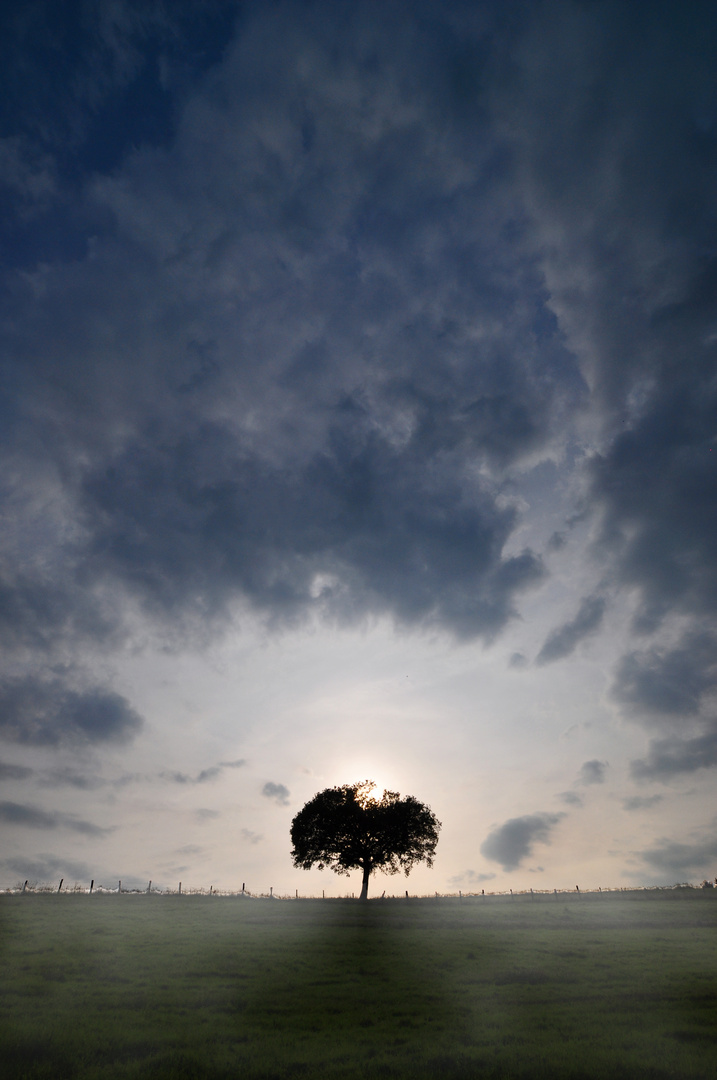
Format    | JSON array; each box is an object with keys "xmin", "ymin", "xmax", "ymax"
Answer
[{"xmin": 0, "ymin": 0, "xmax": 716, "ymax": 794}]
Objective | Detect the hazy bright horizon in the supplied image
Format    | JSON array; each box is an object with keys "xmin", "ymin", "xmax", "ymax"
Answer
[{"xmin": 2, "ymin": 0, "xmax": 717, "ymax": 896}]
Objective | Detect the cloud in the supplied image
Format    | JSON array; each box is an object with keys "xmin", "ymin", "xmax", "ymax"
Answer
[
  {"xmin": 160, "ymin": 759, "xmax": 246, "ymax": 784},
  {"xmin": 0, "ymin": 573, "xmax": 120, "ymax": 655},
  {"xmin": 557, "ymin": 791, "xmax": 583, "ymax": 807},
  {"xmin": 0, "ymin": 854, "xmax": 92, "ymax": 884},
  {"xmin": 448, "ymin": 869, "xmax": 496, "ymax": 886},
  {"xmin": 547, "ymin": 531, "xmax": 566, "ymax": 553},
  {"xmin": 611, "ymin": 633, "xmax": 717, "ymax": 721},
  {"xmin": 480, "ymin": 812, "xmax": 564, "ymax": 872},
  {"xmin": 0, "ymin": 760, "xmax": 33, "ymax": 781},
  {"xmin": 639, "ymin": 835, "xmax": 717, "ymax": 878},
  {"xmin": 0, "ymin": 1, "xmax": 585, "ymax": 663},
  {"xmin": 578, "ymin": 759, "xmax": 608, "ymax": 786},
  {"xmin": 0, "ymin": 676, "xmax": 143, "ymax": 745},
  {"xmin": 623, "ymin": 794, "xmax": 663, "ymax": 811},
  {"xmin": 262, "ymin": 781, "xmax": 290, "ymax": 806},
  {"xmin": 508, "ymin": 652, "xmax": 527, "ymax": 669},
  {"xmin": 536, "ymin": 596, "xmax": 606, "ymax": 665},
  {"xmin": 195, "ymin": 808, "xmax": 219, "ymax": 822},
  {"xmin": 174, "ymin": 844, "xmax": 204, "ymax": 857},
  {"xmin": 162, "ymin": 767, "xmax": 220, "ymax": 785},
  {"xmin": 498, "ymin": 0, "xmax": 717, "ymax": 744},
  {"xmin": 41, "ymin": 767, "xmax": 105, "ymax": 790},
  {"xmin": 79, "ymin": 419, "xmax": 548, "ymax": 641},
  {"xmin": 630, "ymin": 725, "xmax": 717, "ymax": 781},
  {"xmin": 0, "ymin": 0, "xmax": 237, "ymax": 187},
  {"xmin": 241, "ymin": 828, "xmax": 263, "ymax": 845},
  {"xmin": 0, "ymin": 800, "xmax": 111, "ymax": 836}
]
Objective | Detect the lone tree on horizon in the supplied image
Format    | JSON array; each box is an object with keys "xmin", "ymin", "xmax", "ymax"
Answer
[{"xmin": 290, "ymin": 780, "xmax": 441, "ymax": 900}]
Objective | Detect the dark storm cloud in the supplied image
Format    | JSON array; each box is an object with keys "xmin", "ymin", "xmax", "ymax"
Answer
[
  {"xmin": 480, "ymin": 812, "xmax": 564, "ymax": 872},
  {"xmin": 262, "ymin": 782, "xmax": 290, "ymax": 806},
  {"xmin": 2, "ymin": 0, "xmax": 717, "ymax": 856},
  {"xmin": 0, "ymin": 800, "xmax": 110, "ymax": 836},
  {"xmin": 611, "ymin": 633, "xmax": 717, "ymax": 720},
  {"xmin": 0, "ymin": 1, "xmax": 237, "ymax": 198},
  {"xmin": 0, "ymin": 0, "xmax": 581, "ymax": 664},
  {"xmin": 0, "ymin": 677, "xmax": 143, "ymax": 745},
  {"xmin": 578, "ymin": 759, "xmax": 608, "ymax": 786},
  {"xmin": 639, "ymin": 835, "xmax": 717, "ymax": 878},
  {"xmin": 81, "ymin": 420, "xmax": 547, "ymax": 638},
  {"xmin": 535, "ymin": 596, "xmax": 606, "ymax": 666},
  {"xmin": 590, "ymin": 390, "xmax": 717, "ymax": 636},
  {"xmin": 0, "ymin": 573, "xmax": 118, "ymax": 653},
  {"xmin": 499, "ymin": 2, "xmax": 717, "ymax": 729},
  {"xmin": 630, "ymin": 725, "xmax": 717, "ymax": 781}
]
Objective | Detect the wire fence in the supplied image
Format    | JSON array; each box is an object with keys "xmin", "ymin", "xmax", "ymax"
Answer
[{"xmin": 3, "ymin": 878, "xmax": 715, "ymax": 897}]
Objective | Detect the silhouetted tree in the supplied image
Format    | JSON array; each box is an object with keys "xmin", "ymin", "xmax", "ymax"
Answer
[{"xmin": 290, "ymin": 780, "xmax": 441, "ymax": 900}]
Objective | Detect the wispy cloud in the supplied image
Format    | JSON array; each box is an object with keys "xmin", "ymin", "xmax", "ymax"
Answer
[
  {"xmin": 448, "ymin": 869, "xmax": 496, "ymax": 886},
  {"xmin": 0, "ymin": 760, "xmax": 33, "ymax": 781},
  {"xmin": 0, "ymin": 801, "xmax": 111, "ymax": 836},
  {"xmin": 623, "ymin": 794, "xmax": 663, "ymax": 811},
  {"xmin": 536, "ymin": 597, "xmax": 606, "ymax": 665}
]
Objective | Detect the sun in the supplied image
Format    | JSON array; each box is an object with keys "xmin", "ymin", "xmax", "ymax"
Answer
[{"xmin": 333, "ymin": 758, "xmax": 402, "ymax": 800}]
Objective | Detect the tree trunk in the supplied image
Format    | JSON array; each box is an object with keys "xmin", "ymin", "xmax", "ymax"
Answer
[{"xmin": 359, "ymin": 863, "xmax": 371, "ymax": 900}]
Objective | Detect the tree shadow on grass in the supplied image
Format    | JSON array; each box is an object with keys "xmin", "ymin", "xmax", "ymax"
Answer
[{"xmin": 227, "ymin": 900, "xmax": 477, "ymax": 1078}]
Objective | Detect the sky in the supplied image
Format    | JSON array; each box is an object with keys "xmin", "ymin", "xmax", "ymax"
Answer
[{"xmin": 1, "ymin": 0, "xmax": 717, "ymax": 896}]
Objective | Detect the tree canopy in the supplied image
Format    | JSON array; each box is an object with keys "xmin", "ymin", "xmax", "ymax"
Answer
[{"xmin": 290, "ymin": 780, "xmax": 441, "ymax": 899}]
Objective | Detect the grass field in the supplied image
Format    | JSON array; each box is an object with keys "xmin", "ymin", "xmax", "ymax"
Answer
[{"xmin": 1, "ymin": 889, "xmax": 716, "ymax": 1079}]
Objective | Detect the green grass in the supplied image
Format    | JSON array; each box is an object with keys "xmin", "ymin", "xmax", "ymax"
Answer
[{"xmin": 1, "ymin": 890, "xmax": 716, "ymax": 1079}]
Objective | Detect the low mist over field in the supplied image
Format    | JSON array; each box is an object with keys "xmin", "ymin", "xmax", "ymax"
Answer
[{"xmin": 1, "ymin": 1, "xmax": 717, "ymax": 895}]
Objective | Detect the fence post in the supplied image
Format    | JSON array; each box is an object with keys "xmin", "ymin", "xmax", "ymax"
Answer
[
  {"xmin": 118, "ymin": 880, "xmax": 122, "ymax": 893},
  {"xmin": 295, "ymin": 889, "xmax": 298, "ymax": 899},
  {"xmin": 147, "ymin": 880, "xmax": 151, "ymax": 894},
  {"xmin": 209, "ymin": 886, "xmax": 213, "ymax": 896},
  {"xmin": 270, "ymin": 886, "xmax": 273, "ymax": 897},
  {"xmin": 58, "ymin": 878, "xmax": 63, "ymax": 893},
  {"xmin": 242, "ymin": 882, "xmax": 245, "ymax": 893},
  {"xmin": 22, "ymin": 880, "xmax": 27, "ymax": 894},
  {"xmin": 178, "ymin": 882, "xmax": 182, "ymax": 895},
  {"xmin": 90, "ymin": 879, "xmax": 94, "ymax": 894}
]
